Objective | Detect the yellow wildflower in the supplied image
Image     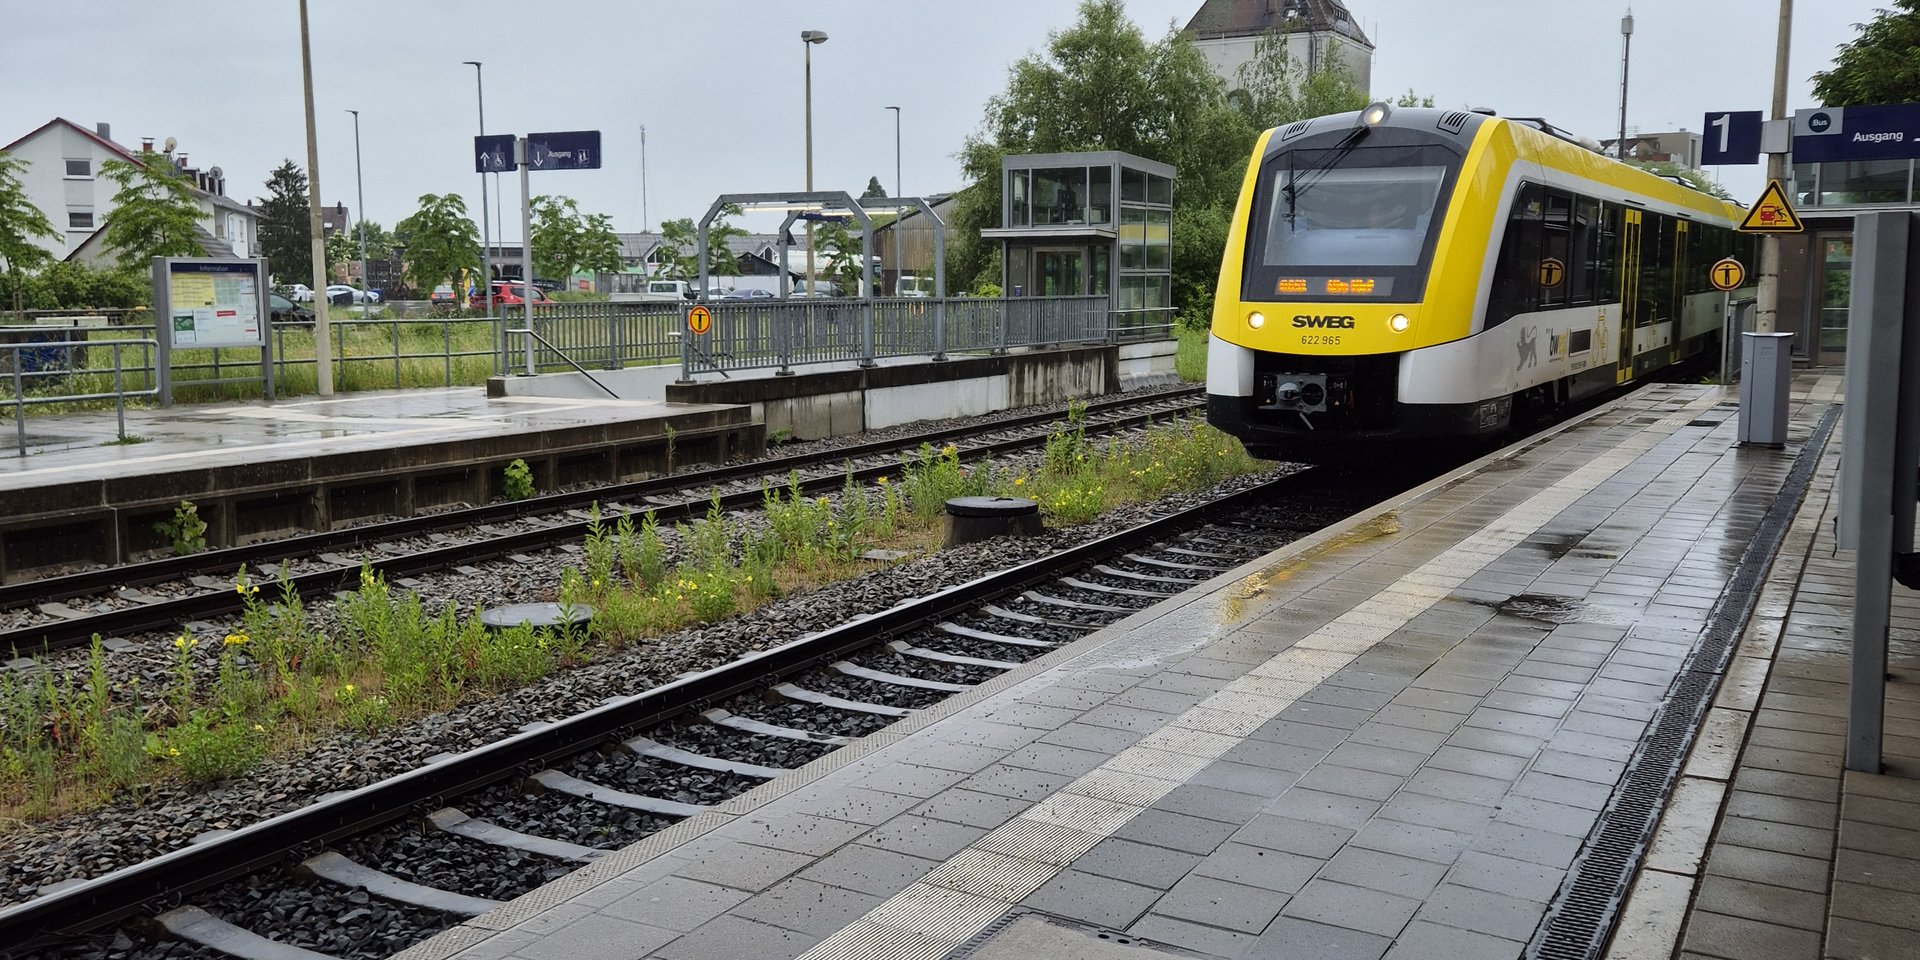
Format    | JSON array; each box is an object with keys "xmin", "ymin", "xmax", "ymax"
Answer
[
  {"xmin": 1013, "ymin": 476, "xmax": 1026, "ymax": 487},
  {"xmin": 166, "ymin": 747, "xmax": 181, "ymax": 758},
  {"xmin": 173, "ymin": 634, "xmax": 197, "ymax": 651},
  {"xmin": 876, "ymin": 475, "xmax": 889, "ymax": 485},
  {"xmin": 342, "ymin": 684, "xmax": 356, "ymax": 696},
  {"xmin": 223, "ymin": 632, "xmax": 249, "ymax": 647},
  {"xmin": 252, "ymin": 724, "xmax": 266, "ymax": 733}
]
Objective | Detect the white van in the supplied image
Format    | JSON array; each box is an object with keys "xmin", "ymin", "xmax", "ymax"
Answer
[
  {"xmin": 894, "ymin": 274, "xmax": 933, "ymax": 298},
  {"xmin": 639, "ymin": 279, "xmax": 698, "ymax": 301}
]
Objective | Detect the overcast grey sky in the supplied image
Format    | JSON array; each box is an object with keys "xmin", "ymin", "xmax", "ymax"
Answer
[{"xmin": 0, "ymin": 1, "xmax": 1880, "ymax": 239}]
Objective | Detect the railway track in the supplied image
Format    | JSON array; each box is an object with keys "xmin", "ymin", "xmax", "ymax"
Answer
[
  {"xmin": 1, "ymin": 387, "xmax": 1204, "ymax": 656},
  {"xmin": 0, "ymin": 464, "xmax": 1419, "ymax": 960}
]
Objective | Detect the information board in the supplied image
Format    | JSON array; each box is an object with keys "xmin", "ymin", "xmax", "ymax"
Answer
[{"xmin": 165, "ymin": 260, "xmax": 265, "ymax": 347}]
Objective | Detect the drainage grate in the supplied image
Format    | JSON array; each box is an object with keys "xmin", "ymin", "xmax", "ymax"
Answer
[{"xmin": 1525, "ymin": 404, "xmax": 1840, "ymax": 960}]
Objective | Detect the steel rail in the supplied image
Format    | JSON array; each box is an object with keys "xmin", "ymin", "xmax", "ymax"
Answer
[
  {"xmin": 2, "ymin": 395, "xmax": 1204, "ymax": 655},
  {"xmin": 0, "ymin": 387, "xmax": 1201, "ymax": 614},
  {"xmin": 0, "ymin": 469, "xmax": 1313, "ymax": 950}
]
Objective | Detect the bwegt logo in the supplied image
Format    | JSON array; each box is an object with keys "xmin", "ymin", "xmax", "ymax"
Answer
[{"xmin": 1292, "ymin": 315, "xmax": 1357, "ymax": 329}]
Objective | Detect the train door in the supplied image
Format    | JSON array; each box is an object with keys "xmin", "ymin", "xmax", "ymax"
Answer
[
  {"xmin": 1669, "ymin": 220, "xmax": 1690, "ymax": 364},
  {"xmin": 1617, "ymin": 209, "xmax": 1642, "ymax": 383}
]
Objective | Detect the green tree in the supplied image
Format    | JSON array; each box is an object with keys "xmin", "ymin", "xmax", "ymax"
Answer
[
  {"xmin": 256, "ymin": 160, "xmax": 312, "ymax": 284},
  {"xmin": 394, "ymin": 194, "xmax": 479, "ymax": 295},
  {"xmin": 99, "ymin": 150, "xmax": 205, "ymax": 264},
  {"xmin": 860, "ymin": 176, "xmax": 887, "ymax": 200},
  {"xmin": 529, "ymin": 196, "xmax": 622, "ymax": 283},
  {"xmin": 1812, "ymin": 0, "xmax": 1920, "ymax": 106},
  {"xmin": 0, "ymin": 151, "xmax": 58, "ymax": 314},
  {"xmin": 655, "ymin": 206, "xmax": 746, "ymax": 281},
  {"xmin": 817, "ymin": 221, "xmax": 866, "ymax": 294}
]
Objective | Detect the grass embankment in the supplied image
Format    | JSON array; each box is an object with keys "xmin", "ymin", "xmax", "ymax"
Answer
[{"xmin": 0, "ymin": 412, "xmax": 1259, "ymax": 823}]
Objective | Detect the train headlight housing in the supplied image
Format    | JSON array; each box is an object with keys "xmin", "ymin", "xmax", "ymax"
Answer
[
  {"xmin": 1389, "ymin": 313, "xmax": 1410, "ymax": 332},
  {"xmin": 1360, "ymin": 101, "xmax": 1392, "ymax": 128},
  {"xmin": 1247, "ymin": 311, "xmax": 1266, "ymax": 329}
]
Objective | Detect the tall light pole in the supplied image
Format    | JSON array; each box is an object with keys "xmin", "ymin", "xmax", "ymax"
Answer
[
  {"xmin": 347, "ymin": 109, "xmax": 369, "ymax": 304},
  {"xmin": 463, "ymin": 61, "xmax": 490, "ymax": 314},
  {"xmin": 640, "ymin": 125, "xmax": 649, "ymax": 233},
  {"xmin": 298, "ymin": 0, "xmax": 333, "ymax": 396},
  {"xmin": 1616, "ymin": 9, "xmax": 1633, "ymax": 161},
  {"xmin": 1756, "ymin": 0, "xmax": 1793, "ymax": 335},
  {"xmin": 802, "ymin": 30, "xmax": 828, "ymax": 297},
  {"xmin": 887, "ymin": 105, "xmax": 901, "ymax": 297}
]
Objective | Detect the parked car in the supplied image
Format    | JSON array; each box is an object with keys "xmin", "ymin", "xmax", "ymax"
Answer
[
  {"xmin": 324, "ymin": 284, "xmax": 382, "ymax": 305},
  {"xmin": 284, "ymin": 283, "xmax": 314, "ymax": 302},
  {"xmin": 269, "ymin": 293, "xmax": 314, "ymax": 327},
  {"xmin": 470, "ymin": 281, "xmax": 557, "ymax": 310},
  {"xmin": 721, "ymin": 288, "xmax": 776, "ymax": 300},
  {"xmin": 429, "ymin": 284, "xmax": 458, "ymax": 307},
  {"xmin": 639, "ymin": 279, "xmax": 699, "ymax": 301}
]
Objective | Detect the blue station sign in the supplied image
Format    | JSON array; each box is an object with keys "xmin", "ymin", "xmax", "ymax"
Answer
[
  {"xmin": 1794, "ymin": 104, "xmax": 1920, "ymax": 163},
  {"xmin": 526, "ymin": 130, "xmax": 602, "ymax": 171},
  {"xmin": 1701, "ymin": 110, "xmax": 1763, "ymax": 165},
  {"xmin": 474, "ymin": 134, "xmax": 513, "ymax": 173}
]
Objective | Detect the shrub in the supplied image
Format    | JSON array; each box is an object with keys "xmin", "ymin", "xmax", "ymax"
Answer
[{"xmin": 503, "ymin": 458, "xmax": 534, "ymax": 501}]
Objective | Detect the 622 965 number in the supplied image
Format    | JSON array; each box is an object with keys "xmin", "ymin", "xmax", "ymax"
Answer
[{"xmin": 1298, "ymin": 334, "xmax": 1343, "ymax": 346}]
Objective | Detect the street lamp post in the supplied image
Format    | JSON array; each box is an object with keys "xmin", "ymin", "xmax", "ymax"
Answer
[
  {"xmin": 298, "ymin": 0, "xmax": 333, "ymax": 396},
  {"xmin": 1617, "ymin": 10, "xmax": 1633, "ymax": 161},
  {"xmin": 802, "ymin": 30, "xmax": 828, "ymax": 298},
  {"xmin": 462, "ymin": 61, "xmax": 490, "ymax": 316},
  {"xmin": 347, "ymin": 109, "xmax": 369, "ymax": 305},
  {"xmin": 887, "ymin": 105, "xmax": 901, "ymax": 297}
]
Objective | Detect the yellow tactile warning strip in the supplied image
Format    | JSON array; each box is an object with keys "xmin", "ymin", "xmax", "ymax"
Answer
[{"xmin": 797, "ymin": 393, "xmax": 1723, "ymax": 960}]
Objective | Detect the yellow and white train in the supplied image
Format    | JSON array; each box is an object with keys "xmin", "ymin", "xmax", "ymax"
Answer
[{"xmin": 1206, "ymin": 103, "xmax": 1753, "ymax": 462}]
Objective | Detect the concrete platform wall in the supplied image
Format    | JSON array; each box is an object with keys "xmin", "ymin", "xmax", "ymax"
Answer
[
  {"xmin": 662, "ymin": 346, "xmax": 1129, "ymax": 441},
  {"xmin": 0, "ymin": 408, "xmax": 761, "ymax": 581}
]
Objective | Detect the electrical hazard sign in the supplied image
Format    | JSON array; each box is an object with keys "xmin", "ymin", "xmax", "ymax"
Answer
[{"xmin": 1738, "ymin": 180, "xmax": 1804, "ymax": 234}]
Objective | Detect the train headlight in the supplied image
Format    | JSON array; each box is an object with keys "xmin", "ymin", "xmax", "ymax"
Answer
[
  {"xmin": 1361, "ymin": 101, "xmax": 1392, "ymax": 128},
  {"xmin": 1389, "ymin": 313, "xmax": 1410, "ymax": 332},
  {"xmin": 1247, "ymin": 311, "xmax": 1266, "ymax": 329}
]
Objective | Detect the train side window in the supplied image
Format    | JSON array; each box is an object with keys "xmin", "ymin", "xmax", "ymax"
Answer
[
  {"xmin": 1596, "ymin": 204, "xmax": 1621, "ymax": 307},
  {"xmin": 1571, "ymin": 197, "xmax": 1600, "ymax": 305},
  {"xmin": 1487, "ymin": 181, "xmax": 1544, "ymax": 328},
  {"xmin": 1644, "ymin": 215, "xmax": 1675, "ymax": 325},
  {"xmin": 1541, "ymin": 189, "xmax": 1573, "ymax": 308}
]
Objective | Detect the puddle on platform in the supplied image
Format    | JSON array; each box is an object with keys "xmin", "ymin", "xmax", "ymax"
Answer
[
  {"xmin": 1460, "ymin": 592, "xmax": 1630, "ymax": 626},
  {"xmin": 1221, "ymin": 511, "xmax": 1402, "ymax": 624}
]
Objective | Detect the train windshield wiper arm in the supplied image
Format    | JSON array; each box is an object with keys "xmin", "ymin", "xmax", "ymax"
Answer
[{"xmin": 1284, "ymin": 126, "xmax": 1371, "ymax": 230}]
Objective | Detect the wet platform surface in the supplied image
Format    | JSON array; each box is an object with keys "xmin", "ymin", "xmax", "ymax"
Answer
[
  {"xmin": 0, "ymin": 386, "xmax": 742, "ymax": 491},
  {"xmin": 393, "ymin": 373, "xmax": 1880, "ymax": 960}
]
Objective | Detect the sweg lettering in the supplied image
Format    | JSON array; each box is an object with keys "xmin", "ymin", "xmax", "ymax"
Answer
[
  {"xmin": 1855, "ymin": 132, "xmax": 1905, "ymax": 143},
  {"xmin": 1292, "ymin": 315, "xmax": 1357, "ymax": 329}
]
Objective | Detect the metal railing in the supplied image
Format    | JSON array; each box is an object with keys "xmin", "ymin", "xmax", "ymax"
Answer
[
  {"xmin": 675, "ymin": 295, "xmax": 1113, "ymax": 378},
  {"xmin": 4, "ymin": 336, "xmax": 158, "ymax": 453}
]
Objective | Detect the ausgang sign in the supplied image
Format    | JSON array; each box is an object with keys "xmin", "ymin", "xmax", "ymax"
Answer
[{"xmin": 1793, "ymin": 104, "xmax": 1920, "ymax": 163}]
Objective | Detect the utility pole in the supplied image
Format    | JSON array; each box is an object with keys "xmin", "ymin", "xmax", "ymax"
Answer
[
  {"xmin": 1617, "ymin": 10, "xmax": 1633, "ymax": 161},
  {"xmin": 1756, "ymin": 0, "xmax": 1793, "ymax": 335},
  {"xmin": 348, "ymin": 109, "xmax": 369, "ymax": 304},
  {"xmin": 463, "ymin": 61, "xmax": 490, "ymax": 312},
  {"xmin": 887, "ymin": 105, "xmax": 902, "ymax": 297},
  {"xmin": 802, "ymin": 30, "xmax": 828, "ymax": 297},
  {"xmin": 298, "ymin": 0, "xmax": 333, "ymax": 396},
  {"xmin": 640, "ymin": 125, "xmax": 649, "ymax": 233}
]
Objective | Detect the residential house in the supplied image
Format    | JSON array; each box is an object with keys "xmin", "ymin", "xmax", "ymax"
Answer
[
  {"xmin": 2, "ymin": 118, "xmax": 260, "ymax": 267},
  {"xmin": 1184, "ymin": 0, "xmax": 1373, "ymax": 93}
]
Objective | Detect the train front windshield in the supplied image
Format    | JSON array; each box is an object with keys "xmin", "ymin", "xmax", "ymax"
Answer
[{"xmin": 1243, "ymin": 142, "xmax": 1459, "ymax": 302}]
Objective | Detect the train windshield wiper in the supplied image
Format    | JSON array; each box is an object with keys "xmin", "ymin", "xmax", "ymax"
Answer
[{"xmin": 1283, "ymin": 126, "xmax": 1371, "ymax": 231}]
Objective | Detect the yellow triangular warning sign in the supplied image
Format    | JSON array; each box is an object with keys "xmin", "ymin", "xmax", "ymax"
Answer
[{"xmin": 1739, "ymin": 180, "xmax": 1804, "ymax": 234}]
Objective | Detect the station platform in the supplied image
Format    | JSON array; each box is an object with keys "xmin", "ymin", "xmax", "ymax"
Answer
[
  {"xmin": 391, "ymin": 370, "xmax": 1909, "ymax": 960},
  {"xmin": 0, "ymin": 388, "xmax": 756, "ymax": 579}
]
